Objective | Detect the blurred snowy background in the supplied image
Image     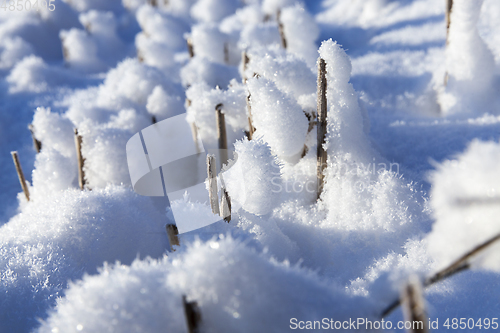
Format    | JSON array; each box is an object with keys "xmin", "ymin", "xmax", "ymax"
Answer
[{"xmin": 0, "ymin": 0, "xmax": 500, "ymax": 332}]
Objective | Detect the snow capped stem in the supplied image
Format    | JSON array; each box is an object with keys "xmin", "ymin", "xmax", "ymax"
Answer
[
  {"xmin": 137, "ymin": 48, "xmax": 144, "ymax": 63},
  {"xmin": 381, "ymin": 232, "xmax": 500, "ymax": 318},
  {"xmin": 10, "ymin": 151, "xmax": 30, "ymax": 202},
  {"xmin": 305, "ymin": 111, "xmax": 317, "ymax": 134},
  {"xmin": 277, "ymin": 10, "xmax": 287, "ymax": 49},
  {"xmin": 246, "ymin": 93, "xmax": 255, "ymax": 140},
  {"xmin": 219, "ymin": 173, "xmax": 231, "ymax": 223},
  {"xmin": 166, "ymin": 224, "xmax": 180, "ymax": 251},
  {"xmin": 187, "ymin": 37, "xmax": 194, "ymax": 58},
  {"xmin": 187, "ymin": 98, "xmax": 202, "ymax": 154},
  {"xmin": 425, "ymin": 232, "xmax": 500, "ymax": 286},
  {"xmin": 183, "ymin": 295, "xmax": 201, "ymax": 333},
  {"xmin": 190, "ymin": 122, "xmax": 201, "ymax": 154},
  {"xmin": 316, "ymin": 58, "xmax": 327, "ymax": 200},
  {"xmin": 60, "ymin": 35, "xmax": 69, "ymax": 63},
  {"xmin": 28, "ymin": 124, "xmax": 42, "ymax": 153},
  {"xmin": 401, "ymin": 276, "xmax": 428, "ymax": 333},
  {"xmin": 74, "ymin": 128, "xmax": 86, "ymax": 190},
  {"xmin": 207, "ymin": 154, "xmax": 220, "ymax": 215},
  {"xmin": 224, "ymin": 43, "xmax": 229, "ymax": 65},
  {"xmin": 215, "ymin": 103, "xmax": 228, "ymax": 168},
  {"xmin": 242, "ymin": 52, "xmax": 256, "ymax": 140},
  {"xmin": 446, "ymin": 0, "xmax": 453, "ymax": 43},
  {"xmin": 242, "ymin": 51, "xmax": 250, "ymax": 84},
  {"xmin": 301, "ymin": 111, "xmax": 317, "ymax": 158},
  {"xmin": 444, "ymin": 0, "xmax": 453, "ymax": 86}
]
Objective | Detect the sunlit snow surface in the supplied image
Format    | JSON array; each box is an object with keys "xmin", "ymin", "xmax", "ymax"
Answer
[{"xmin": 0, "ymin": 0, "xmax": 499, "ymax": 332}]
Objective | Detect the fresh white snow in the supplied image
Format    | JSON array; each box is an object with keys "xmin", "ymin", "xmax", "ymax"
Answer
[{"xmin": 0, "ymin": 0, "xmax": 499, "ymax": 332}]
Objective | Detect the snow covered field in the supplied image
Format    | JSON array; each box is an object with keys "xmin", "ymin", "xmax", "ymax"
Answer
[{"xmin": 1, "ymin": 0, "xmax": 499, "ymax": 332}]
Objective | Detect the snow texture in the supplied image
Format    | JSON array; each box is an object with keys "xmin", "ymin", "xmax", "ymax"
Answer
[
  {"xmin": 438, "ymin": 0, "xmax": 498, "ymax": 115},
  {"xmin": 0, "ymin": 0, "xmax": 499, "ymax": 331},
  {"xmin": 0, "ymin": 186, "xmax": 168, "ymax": 331},
  {"xmin": 38, "ymin": 237, "xmax": 375, "ymax": 333},
  {"xmin": 427, "ymin": 140, "xmax": 500, "ymax": 272},
  {"xmin": 246, "ymin": 77, "xmax": 308, "ymax": 159}
]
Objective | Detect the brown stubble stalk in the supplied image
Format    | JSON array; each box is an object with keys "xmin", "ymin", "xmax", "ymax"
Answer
[
  {"xmin": 74, "ymin": 128, "xmax": 86, "ymax": 190},
  {"xmin": 401, "ymin": 276, "xmax": 429, "ymax": 333},
  {"xmin": 219, "ymin": 173, "xmax": 231, "ymax": 223},
  {"xmin": 381, "ymin": 231, "xmax": 500, "ymax": 318},
  {"xmin": 187, "ymin": 37, "xmax": 194, "ymax": 58},
  {"xmin": 316, "ymin": 58, "xmax": 327, "ymax": 200},
  {"xmin": 166, "ymin": 224, "xmax": 180, "ymax": 251},
  {"xmin": 277, "ymin": 10, "xmax": 287, "ymax": 49},
  {"xmin": 224, "ymin": 43, "xmax": 229, "ymax": 65},
  {"xmin": 183, "ymin": 295, "xmax": 201, "ymax": 333},
  {"xmin": 215, "ymin": 103, "xmax": 228, "ymax": 168},
  {"xmin": 241, "ymin": 51, "xmax": 256, "ymax": 140},
  {"xmin": 444, "ymin": 0, "xmax": 453, "ymax": 86},
  {"xmin": 207, "ymin": 154, "xmax": 220, "ymax": 215},
  {"xmin": 11, "ymin": 151, "xmax": 30, "ymax": 202},
  {"xmin": 28, "ymin": 124, "xmax": 42, "ymax": 153}
]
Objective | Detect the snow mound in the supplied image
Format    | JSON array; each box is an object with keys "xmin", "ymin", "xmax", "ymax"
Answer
[
  {"xmin": 185, "ymin": 81, "xmax": 247, "ymax": 148},
  {"xmin": 0, "ymin": 36, "xmax": 33, "ymax": 70},
  {"xmin": 180, "ymin": 54, "xmax": 240, "ymax": 88},
  {"xmin": 427, "ymin": 140, "xmax": 500, "ymax": 272},
  {"xmin": 191, "ymin": 0, "xmax": 241, "ymax": 23},
  {"xmin": 439, "ymin": 0, "xmax": 498, "ymax": 115},
  {"xmin": 225, "ymin": 138, "xmax": 282, "ymax": 216},
  {"xmin": 37, "ymin": 237, "xmax": 373, "ymax": 333},
  {"xmin": 146, "ymin": 85, "xmax": 185, "ymax": 121},
  {"xmin": 244, "ymin": 46, "xmax": 316, "ymax": 100},
  {"xmin": 247, "ymin": 77, "xmax": 308, "ymax": 159},
  {"xmin": 0, "ymin": 186, "xmax": 168, "ymax": 332},
  {"xmin": 96, "ymin": 58, "xmax": 183, "ymax": 110},
  {"xmin": 280, "ymin": 4, "xmax": 319, "ymax": 67},
  {"xmin": 7, "ymin": 55, "xmax": 81, "ymax": 93}
]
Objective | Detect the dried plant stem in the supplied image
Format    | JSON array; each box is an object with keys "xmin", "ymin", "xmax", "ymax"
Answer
[
  {"xmin": 246, "ymin": 93, "xmax": 255, "ymax": 140},
  {"xmin": 242, "ymin": 52, "xmax": 255, "ymax": 139},
  {"xmin": 446, "ymin": 0, "xmax": 453, "ymax": 43},
  {"xmin": 401, "ymin": 276, "xmax": 428, "ymax": 333},
  {"xmin": 242, "ymin": 51, "xmax": 250, "ymax": 84},
  {"xmin": 28, "ymin": 124, "xmax": 42, "ymax": 153},
  {"xmin": 305, "ymin": 111, "xmax": 317, "ymax": 134},
  {"xmin": 444, "ymin": 0, "xmax": 453, "ymax": 86},
  {"xmin": 316, "ymin": 58, "xmax": 327, "ymax": 200},
  {"xmin": 219, "ymin": 174, "xmax": 231, "ymax": 223},
  {"xmin": 61, "ymin": 36, "xmax": 69, "ymax": 63},
  {"xmin": 11, "ymin": 151, "xmax": 30, "ymax": 202},
  {"xmin": 185, "ymin": 98, "xmax": 202, "ymax": 154},
  {"xmin": 381, "ymin": 232, "xmax": 500, "ymax": 318},
  {"xmin": 74, "ymin": 128, "xmax": 86, "ymax": 190},
  {"xmin": 187, "ymin": 37, "xmax": 194, "ymax": 58},
  {"xmin": 166, "ymin": 224, "xmax": 180, "ymax": 251},
  {"xmin": 224, "ymin": 43, "xmax": 229, "ymax": 64},
  {"xmin": 137, "ymin": 49, "xmax": 145, "ymax": 63},
  {"xmin": 277, "ymin": 10, "xmax": 287, "ymax": 49},
  {"xmin": 183, "ymin": 295, "xmax": 201, "ymax": 333},
  {"xmin": 190, "ymin": 122, "xmax": 201, "ymax": 154},
  {"xmin": 425, "ymin": 232, "xmax": 500, "ymax": 286},
  {"xmin": 301, "ymin": 111, "xmax": 317, "ymax": 158},
  {"xmin": 207, "ymin": 154, "xmax": 220, "ymax": 215},
  {"xmin": 215, "ymin": 103, "xmax": 228, "ymax": 168}
]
